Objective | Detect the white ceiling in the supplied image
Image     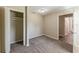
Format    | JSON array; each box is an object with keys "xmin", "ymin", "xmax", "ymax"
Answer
[{"xmin": 30, "ymin": 6, "xmax": 74, "ymax": 15}]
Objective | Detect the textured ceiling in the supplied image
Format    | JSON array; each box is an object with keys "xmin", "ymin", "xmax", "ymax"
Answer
[{"xmin": 30, "ymin": 6, "xmax": 73, "ymax": 15}]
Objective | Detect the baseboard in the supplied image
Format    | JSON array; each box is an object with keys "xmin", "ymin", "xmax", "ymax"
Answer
[
  {"xmin": 59, "ymin": 34, "xmax": 65, "ymax": 37},
  {"xmin": 28, "ymin": 34, "xmax": 59, "ymax": 41},
  {"xmin": 29, "ymin": 34, "xmax": 44, "ymax": 40},
  {"xmin": 43, "ymin": 34, "xmax": 58, "ymax": 40},
  {"xmin": 10, "ymin": 40, "xmax": 23, "ymax": 44},
  {"xmin": 29, "ymin": 34, "xmax": 59, "ymax": 40}
]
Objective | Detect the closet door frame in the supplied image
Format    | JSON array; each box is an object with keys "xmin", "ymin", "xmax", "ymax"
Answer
[{"xmin": 5, "ymin": 7, "xmax": 26, "ymax": 53}]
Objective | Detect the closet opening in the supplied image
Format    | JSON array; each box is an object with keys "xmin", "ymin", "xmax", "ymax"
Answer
[
  {"xmin": 10, "ymin": 10, "xmax": 23, "ymax": 51},
  {"xmin": 59, "ymin": 13, "xmax": 73, "ymax": 52}
]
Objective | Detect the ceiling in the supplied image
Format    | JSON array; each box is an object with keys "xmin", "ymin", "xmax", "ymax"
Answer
[{"xmin": 30, "ymin": 6, "xmax": 74, "ymax": 15}]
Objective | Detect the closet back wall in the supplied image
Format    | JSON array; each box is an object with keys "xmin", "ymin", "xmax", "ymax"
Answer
[{"xmin": 10, "ymin": 11, "xmax": 23, "ymax": 44}]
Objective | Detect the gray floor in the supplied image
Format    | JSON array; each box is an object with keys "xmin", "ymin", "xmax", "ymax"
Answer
[{"xmin": 11, "ymin": 36, "xmax": 72, "ymax": 53}]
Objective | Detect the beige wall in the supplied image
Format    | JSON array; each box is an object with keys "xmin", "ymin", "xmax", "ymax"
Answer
[
  {"xmin": 0, "ymin": 7, "xmax": 5, "ymax": 52},
  {"xmin": 43, "ymin": 8, "xmax": 74, "ymax": 40},
  {"xmin": 44, "ymin": 13, "xmax": 59, "ymax": 40},
  {"xmin": 27, "ymin": 7, "xmax": 43, "ymax": 39}
]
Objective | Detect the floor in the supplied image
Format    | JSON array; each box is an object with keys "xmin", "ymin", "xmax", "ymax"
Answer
[
  {"xmin": 65, "ymin": 32, "xmax": 73, "ymax": 45},
  {"xmin": 59, "ymin": 32, "xmax": 73, "ymax": 50},
  {"xmin": 11, "ymin": 36, "xmax": 73, "ymax": 53}
]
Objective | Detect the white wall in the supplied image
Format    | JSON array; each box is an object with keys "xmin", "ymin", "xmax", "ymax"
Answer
[
  {"xmin": 10, "ymin": 13, "xmax": 16, "ymax": 44},
  {"xmin": 27, "ymin": 7, "xmax": 43, "ymax": 39},
  {"xmin": 73, "ymin": 7, "xmax": 79, "ymax": 52},
  {"xmin": 43, "ymin": 8, "xmax": 74, "ymax": 40},
  {"xmin": 10, "ymin": 16, "xmax": 23, "ymax": 44}
]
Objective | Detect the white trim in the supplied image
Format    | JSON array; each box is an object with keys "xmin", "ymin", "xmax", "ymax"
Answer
[
  {"xmin": 28, "ymin": 34, "xmax": 58, "ymax": 40},
  {"xmin": 23, "ymin": 7, "xmax": 26, "ymax": 46},
  {"xmin": 43, "ymin": 34, "xmax": 59, "ymax": 40},
  {"xmin": 29, "ymin": 34, "xmax": 44, "ymax": 40},
  {"xmin": 5, "ymin": 7, "xmax": 10, "ymax": 53},
  {"xmin": 26, "ymin": 36, "xmax": 29, "ymax": 46},
  {"xmin": 25, "ymin": 7, "xmax": 29, "ymax": 47},
  {"xmin": 10, "ymin": 40, "xmax": 23, "ymax": 44}
]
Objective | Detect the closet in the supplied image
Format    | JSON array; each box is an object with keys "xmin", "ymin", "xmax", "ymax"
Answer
[{"xmin": 10, "ymin": 10, "xmax": 23, "ymax": 45}]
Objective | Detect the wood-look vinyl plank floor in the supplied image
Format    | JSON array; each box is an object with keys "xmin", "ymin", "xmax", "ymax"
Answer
[{"xmin": 11, "ymin": 36, "xmax": 72, "ymax": 53}]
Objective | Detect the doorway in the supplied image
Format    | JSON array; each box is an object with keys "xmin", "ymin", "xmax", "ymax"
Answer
[
  {"xmin": 59, "ymin": 13, "xmax": 73, "ymax": 52},
  {"xmin": 10, "ymin": 10, "xmax": 23, "ymax": 51}
]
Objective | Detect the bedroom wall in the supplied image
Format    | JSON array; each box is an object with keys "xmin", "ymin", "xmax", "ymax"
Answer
[
  {"xmin": 73, "ymin": 7, "xmax": 79, "ymax": 52},
  {"xmin": 27, "ymin": 7, "xmax": 43, "ymax": 39},
  {"xmin": 43, "ymin": 8, "xmax": 73, "ymax": 40},
  {"xmin": 43, "ymin": 13, "xmax": 59, "ymax": 40},
  {"xmin": 27, "ymin": 7, "xmax": 74, "ymax": 40}
]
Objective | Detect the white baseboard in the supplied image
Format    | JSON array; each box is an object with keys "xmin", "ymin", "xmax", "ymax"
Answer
[
  {"xmin": 43, "ymin": 34, "xmax": 59, "ymax": 40},
  {"xmin": 28, "ymin": 34, "xmax": 59, "ymax": 40},
  {"xmin": 29, "ymin": 34, "xmax": 44, "ymax": 40},
  {"xmin": 10, "ymin": 40, "xmax": 23, "ymax": 44},
  {"xmin": 26, "ymin": 43, "xmax": 29, "ymax": 47}
]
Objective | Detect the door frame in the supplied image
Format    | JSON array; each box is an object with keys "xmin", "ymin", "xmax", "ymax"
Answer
[
  {"xmin": 59, "ymin": 13, "xmax": 73, "ymax": 43},
  {"xmin": 59, "ymin": 14, "xmax": 73, "ymax": 37}
]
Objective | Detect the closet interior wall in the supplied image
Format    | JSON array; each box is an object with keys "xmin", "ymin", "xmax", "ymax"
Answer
[{"xmin": 10, "ymin": 10, "xmax": 23, "ymax": 44}]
